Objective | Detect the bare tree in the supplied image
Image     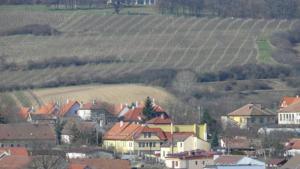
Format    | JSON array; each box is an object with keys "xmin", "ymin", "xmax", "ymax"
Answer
[
  {"xmin": 27, "ymin": 155, "xmax": 68, "ymax": 169},
  {"xmin": 172, "ymin": 70, "xmax": 197, "ymax": 94}
]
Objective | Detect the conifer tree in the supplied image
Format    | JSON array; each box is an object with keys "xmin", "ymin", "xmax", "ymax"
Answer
[
  {"xmin": 211, "ymin": 132, "xmax": 219, "ymax": 148},
  {"xmin": 143, "ymin": 96, "xmax": 155, "ymax": 120}
]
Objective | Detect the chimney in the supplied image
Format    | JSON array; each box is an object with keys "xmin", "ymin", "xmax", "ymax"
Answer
[
  {"xmin": 297, "ymin": 95, "xmax": 299, "ymax": 98},
  {"xmin": 66, "ymin": 98, "xmax": 69, "ymax": 104},
  {"xmin": 160, "ymin": 114, "xmax": 165, "ymax": 119},
  {"xmin": 136, "ymin": 101, "xmax": 138, "ymax": 107},
  {"xmin": 152, "ymin": 98, "xmax": 155, "ymax": 105},
  {"xmin": 120, "ymin": 103, "xmax": 123, "ymax": 109},
  {"xmin": 131, "ymin": 106, "xmax": 135, "ymax": 110},
  {"xmin": 92, "ymin": 100, "xmax": 96, "ymax": 105},
  {"xmin": 120, "ymin": 121, "xmax": 124, "ymax": 127},
  {"xmin": 80, "ymin": 101, "xmax": 83, "ymax": 108}
]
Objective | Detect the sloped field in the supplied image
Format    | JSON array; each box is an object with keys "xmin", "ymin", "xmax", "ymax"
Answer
[{"xmin": 0, "ymin": 10, "xmax": 298, "ymax": 89}]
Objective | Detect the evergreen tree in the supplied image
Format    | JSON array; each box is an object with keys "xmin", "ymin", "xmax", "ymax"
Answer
[
  {"xmin": 143, "ymin": 96, "xmax": 155, "ymax": 120},
  {"xmin": 0, "ymin": 113, "xmax": 6, "ymax": 124},
  {"xmin": 54, "ymin": 118, "xmax": 66, "ymax": 145},
  {"xmin": 211, "ymin": 132, "xmax": 219, "ymax": 148}
]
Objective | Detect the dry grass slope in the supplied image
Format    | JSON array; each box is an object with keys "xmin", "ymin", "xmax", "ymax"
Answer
[{"xmin": 29, "ymin": 84, "xmax": 176, "ymax": 105}]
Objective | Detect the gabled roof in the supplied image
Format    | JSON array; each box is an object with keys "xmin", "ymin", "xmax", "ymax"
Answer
[
  {"xmin": 18, "ymin": 107, "xmax": 31, "ymax": 120},
  {"xmin": 228, "ymin": 104, "xmax": 275, "ymax": 116},
  {"xmin": 214, "ymin": 155, "xmax": 244, "ymax": 165},
  {"xmin": 103, "ymin": 122, "xmax": 140, "ymax": 140},
  {"xmin": 280, "ymin": 96, "xmax": 300, "ymax": 108},
  {"xmin": 69, "ymin": 158, "xmax": 131, "ymax": 169},
  {"xmin": 104, "ymin": 122, "xmax": 168, "ymax": 141},
  {"xmin": 146, "ymin": 116, "xmax": 172, "ymax": 125},
  {"xmin": 0, "ymin": 123, "xmax": 55, "ymax": 140},
  {"xmin": 36, "ymin": 102, "xmax": 58, "ymax": 115},
  {"xmin": 133, "ymin": 126, "xmax": 167, "ymax": 140},
  {"xmin": 59, "ymin": 101, "xmax": 80, "ymax": 117},
  {"xmin": 0, "ymin": 147, "xmax": 28, "ymax": 156},
  {"xmin": 286, "ymin": 139, "xmax": 300, "ymax": 150},
  {"xmin": 280, "ymin": 100, "xmax": 300, "ymax": 113}
]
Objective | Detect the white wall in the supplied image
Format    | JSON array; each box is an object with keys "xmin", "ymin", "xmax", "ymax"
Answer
[
  {"xmin": 77, "ymin": 109, "xmax": 92, "ymax": 120},
  {"xmin": 66, "ymin": 152, "xmax": 87, "ymax": 159}
]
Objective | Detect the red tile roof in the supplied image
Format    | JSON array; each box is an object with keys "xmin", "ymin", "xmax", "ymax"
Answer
[
  {"xmin": 286, "ymin": 139, "xmax": 300, "ymax": 150},
  {"xmin": 228, "ymin": 104, "xmax": 275, "ymax": 116},
  {"xmin": 0, "ymin": 156, "xmax": 31, "ymax": 169},
  {"xmin": 214, "ymin": 155, "xmax": 244, "ymax": 165},
  {"xmin": 36, "ymin": 102, "xmax": 58, "ymax": 115},
  {"xmin": 280, "ymin": 96, "xmax": 300, "ymax": 108},
  {"xmin": 104, "ymin": 122, "xmax": 168, "ymax": 141},
  {"xmin": 280, "ymin": 100, "xmax": 300, "ymax": 112},
  {"xmin": 0, "ymin": 147, "xmax": 28, "ymax": 156},
  {"xmin": 69, "ymin": 164, "xmax": 90, "ymax": 169},
  {"xmin": 69, "ymin": 158, "xmax": 131, "ymax": 169},
  {"xmin": 147, "ymin": 116, "xmax": 172, "ymax": 125},
  {"xmin": 222, "ymin": 137, "xmax": 252, "ymax": 149},
  {"xmin": 134, "ymin": 127, "xmax": 168, "ymax": 140},
  {"xmin": 18, "ymin": 107, "xmax": 30, "ymax": 120},
  {"xmin": 123, "ymin": 107, "xmax": 144, "ymax": 121},
  {"xmin": 0, "ymin": 123, "xmax": 55, "ymax": 140}
]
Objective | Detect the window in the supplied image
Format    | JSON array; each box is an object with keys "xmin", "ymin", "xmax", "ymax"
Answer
[
  {"xmin": 149, "ymin": 142, "xmax": 152, "ymax": 147},
  {"xmin": 10, "ymin": 144, "xmax": 14, "ymax": 147},
  {"xmin": 260, "ymin": 117, "xmax": 264, "ymax": 123},
  {"xmin": 139, "ymin": 143, "xmax": 142, "ymax": 147},
  {"xmin": 175, "ymin": 161, "xmax": 178, "ymax": 167},
  {"xmin": 251, "ymin": 117, "xmax": 256, "ymax": 123},
  {"xmin": 148, "ymin": 133, "xmax": 151, "ymax": 138},
  {"xmin": 180, "ymin": 142, "xmax": 183, "ymax": 147},
  {"xmin": 203, "ymin": 161, "xmax": 205, "ymax": 165},
  {"xmin": 153, "ymin": 142, "xmax": 156, "ymax": 147},
  {"xmin": 0, "ymin": 144, "xmax": 3, "ymax": 147},
  {"xmin": 195, "ymin": 161, "xmax": 198, "ymax": 165},
  {"xmin": 142, "ymin": 142, "xmax": 145, "ymax": 147},
  {"xmin": 280, "ymin": 114, "xmax": 282, "ymax": 121},
  {"xmin": 146, "ymin": 142, "xmax": 149, "ymax": 147}
]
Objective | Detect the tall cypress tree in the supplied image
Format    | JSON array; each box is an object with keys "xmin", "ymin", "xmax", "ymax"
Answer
[
  {"xmin": 211, "ymin": 132, "xmax": 219, "ymax": 148},
  {"xmin": 143, "ymin": 96, "xmax": 155, "ymax": 120}
]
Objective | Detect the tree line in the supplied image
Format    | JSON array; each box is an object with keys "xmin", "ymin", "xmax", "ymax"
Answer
[{"xmin": 157, "ymin": 0, "xmax": 300, "ymax": 18}]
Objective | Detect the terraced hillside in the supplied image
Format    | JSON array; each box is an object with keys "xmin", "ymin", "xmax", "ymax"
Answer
[{"xmin": 0, "ymin": 10, "xmax": 298, "ymax": 89}]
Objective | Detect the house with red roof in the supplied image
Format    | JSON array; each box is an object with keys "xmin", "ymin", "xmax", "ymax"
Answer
[
  {"xmin": 0, "ymin": 147, "xmax": 31, "ymax": 169},
  {"xmin": 278, "ymin": 98, "xmax": 300, "ymax": 125},
  {"xmin": 77, "ymin": 101, "xmax": 118, "ymax": 128},
  {"xmin": 117, "ymin": 101, "xmax": 168, "ymax": 123},
  {"xmin": 59, "ymin": 100, "xmax": 80, "ymax": 117},
  {"xmin": 280, "ymin": 96, "xmax": 300, "ymax": 109},
  {"xmin": 103, "ymin": 122, "xmax": 169, "ymax": 154},
  {"xmin": 285, "ymin": 138, "xmax": 300, "ymax": 156}
]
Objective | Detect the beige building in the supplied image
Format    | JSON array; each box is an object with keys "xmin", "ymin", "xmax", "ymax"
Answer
[{"xmin": 165, "ymin": 150, "xmax": 214, "ymax": 169}]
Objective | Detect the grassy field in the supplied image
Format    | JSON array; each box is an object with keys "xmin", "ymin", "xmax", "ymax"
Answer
[
  {"xmin": 256, "ymin": 38, "xmax": 277, "ymax": 64},
  {"xmin": 0, "ymin": 6, "xmax": 297, "ymax": 90},
  {"xmin": 11, "ymin": 84, "xmax": 176, "ymax": 106}
]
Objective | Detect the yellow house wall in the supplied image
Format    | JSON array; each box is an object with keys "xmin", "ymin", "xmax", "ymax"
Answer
[
  {"xmin": 228, "ymin": 116, "xmax": 248, "ymax": 126},
  {"xmin": 103, "ymin": 140, "xmax": 134, "ymax": 153},
  {"xmin": 148, "ymin": 124, "xmax": 207, "ymax": 141}
]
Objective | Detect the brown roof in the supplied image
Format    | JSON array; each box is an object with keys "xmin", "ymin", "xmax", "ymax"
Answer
[
  {"xmin": 214, "ymin": 155, "xmax": 244, "ymax": 165},
  {"xmin": 280, "ymin": 100, "xmax": 300, "ymax": 112},
  {"xmin": 228, "ymin": 104, "xmax": 275, "ymax": 116},
  {"xmin": 0, "ymin": 123, "xmax": 55, "ymax": 140},
  {"xmin": 0, "ymin": 156, "xmax": 31, "ymax": 169},
  {"xmin": 69, "ymin": 158, "xmax": 131, "ymax": 169},
  {"xmin": 280, "ymin": 155, "xmax": 300, "ymax": 169},
  {"xmin": 0, "ymin": 147, "xmax": 28, "ymax": 156},
  {"xmin": 147, "ymin": 116, "xmax": 172, "ymax": 125}
]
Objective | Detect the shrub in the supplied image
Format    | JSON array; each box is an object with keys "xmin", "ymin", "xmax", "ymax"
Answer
[{"xmin": 0, "ymin": 24, "xmax": 60, "ymax": 36}]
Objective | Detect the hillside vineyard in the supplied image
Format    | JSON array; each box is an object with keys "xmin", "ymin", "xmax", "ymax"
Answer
[{"xmin": 0, "ymin": 11, "xmax": 298, "ymax": 87}]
